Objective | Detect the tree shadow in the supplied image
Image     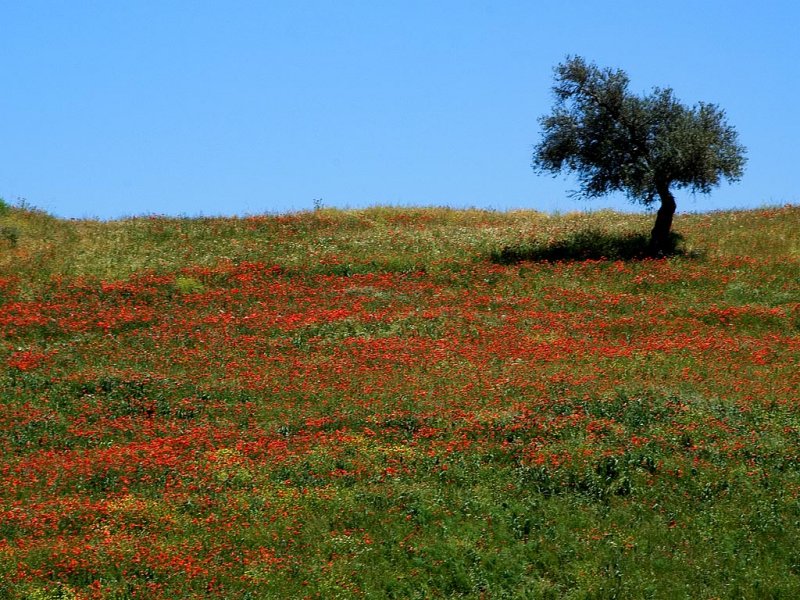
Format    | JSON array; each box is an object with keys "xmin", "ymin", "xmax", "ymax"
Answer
[{"xmin": 490, "ymin": 229, "xmax": 686, "ymax": 264}]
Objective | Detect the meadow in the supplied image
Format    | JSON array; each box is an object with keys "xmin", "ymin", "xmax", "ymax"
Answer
[{"xmin": 0, "ymin": 200, "xmax": 798, "ymax": 599}]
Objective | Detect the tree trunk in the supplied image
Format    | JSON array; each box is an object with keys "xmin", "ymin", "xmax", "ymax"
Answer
[{"xmin": 650, "ymin": 182, "xmax": 676, "ymax": 256}]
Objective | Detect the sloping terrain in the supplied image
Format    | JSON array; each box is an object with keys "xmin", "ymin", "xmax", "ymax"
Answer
[{"xmin": 1, "ymin": 203, "xmax": 798, "ymax": 598}]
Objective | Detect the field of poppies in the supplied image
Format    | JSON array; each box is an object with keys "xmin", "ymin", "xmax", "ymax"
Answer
[{"xmin": 0, "ymin": 201, "xmax": 798, "ymax": 598}]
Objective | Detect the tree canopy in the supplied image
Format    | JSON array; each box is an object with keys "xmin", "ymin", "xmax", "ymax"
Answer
[{"xmin": 532, "ymin": 56, "xmax": 746, "ymax": 253}]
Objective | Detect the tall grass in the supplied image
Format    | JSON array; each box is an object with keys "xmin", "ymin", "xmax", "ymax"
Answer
[
  {"xmin": 0, "ymin": 202, "xmax": 798, "ymax": 598},
  {"xmin": 1, "ymin": 204, "xmax": 797, "ymax": 290}
]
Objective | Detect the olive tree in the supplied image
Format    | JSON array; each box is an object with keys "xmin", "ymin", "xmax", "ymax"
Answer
[{"xmin": 532, "ymin": 56, "xmax": 746, "ymax": 254}]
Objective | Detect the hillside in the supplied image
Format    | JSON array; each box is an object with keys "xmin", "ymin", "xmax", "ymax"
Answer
[
  {"xmin": 1, "ymin": 203, "xmax": 798, "ymax": 290},
  {"xmin": 0, "ymin": 203, "xmax": 798, "ymax": 598}
]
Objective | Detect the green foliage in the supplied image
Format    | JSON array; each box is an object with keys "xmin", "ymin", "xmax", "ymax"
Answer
[
  {"xmin": 7, "ymin": 583, "xmax": 77, "ymax": 600},
  {"xmin": 173, "ymin": 276, "xmax": 205, "ymax": 294},
  {"xmin": 0, "ymin": 226, "xmax": 19, "ymax": 247},
  {"xmin": 532, "ymin": 56, "xmax": 747, "ymax": 205}
]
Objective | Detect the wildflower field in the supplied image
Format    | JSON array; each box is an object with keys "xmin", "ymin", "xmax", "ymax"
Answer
[{"xmin": 0, "ymin": 202, "xmax": 798, "ymax": 599}]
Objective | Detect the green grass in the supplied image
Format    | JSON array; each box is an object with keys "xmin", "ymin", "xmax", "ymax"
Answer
[
  {"xmin": 0, "ymin": 201, "xmax": 798, "ymax": 598},
  {"xmin": 2, "ymin": 204, "xmax": 796, "ymax": 291}
]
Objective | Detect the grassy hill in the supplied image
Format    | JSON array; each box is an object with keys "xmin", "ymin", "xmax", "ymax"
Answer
[{"xmin": 1, "ymin": 202, "xmax": 798, "ymax": 598}]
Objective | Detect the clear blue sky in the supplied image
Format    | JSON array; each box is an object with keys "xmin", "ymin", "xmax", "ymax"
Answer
[{"xmin": 1, "ymin": 1, "xmax": 797, "ymax": 220}]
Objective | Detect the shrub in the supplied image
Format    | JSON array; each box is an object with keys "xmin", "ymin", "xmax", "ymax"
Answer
[{"xmin": 173, "ymin": 276, "xmax": 205, "ymax": 294}]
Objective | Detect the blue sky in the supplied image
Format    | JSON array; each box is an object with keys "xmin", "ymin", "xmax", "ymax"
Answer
[{"xmin": 1, "ymin": 1, "xmax": 797, "ymax": 220}]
